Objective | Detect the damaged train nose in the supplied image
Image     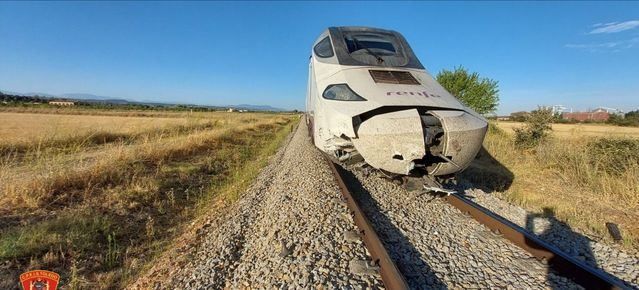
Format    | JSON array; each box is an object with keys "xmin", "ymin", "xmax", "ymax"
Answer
[
  {"xmin": 351, "ymin": 108, "xmax": 487, "ymax": 176},
  {"xmin": 351, "ymin": 109, "xmax": 426, "ymax": 175}
]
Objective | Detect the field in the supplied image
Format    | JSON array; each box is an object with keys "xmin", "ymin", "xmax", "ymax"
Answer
[
  {"xmin": 495, "ymin": 121, "xmax": 639, "ymax": 139},
  {"xmin": 0, "ymin": 110, "xmax": 298, "ymax": 288},
  {"xmin": 461, "ymin": 121, "xmax": 639, "ymax": 249},
  {"xmin": 0, "ymin": 112, "xmax": 200, "ymax": 142}
]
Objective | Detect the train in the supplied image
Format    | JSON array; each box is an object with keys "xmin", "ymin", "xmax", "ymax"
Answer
[{"xmin": 306, "ymin": 26, "xmax": 487, "ymax": 177}]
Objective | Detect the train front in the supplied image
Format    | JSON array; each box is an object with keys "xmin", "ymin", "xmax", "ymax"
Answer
[{"xmin": 307, "ymin": 27, "xmax": 488, "ymax": 176}]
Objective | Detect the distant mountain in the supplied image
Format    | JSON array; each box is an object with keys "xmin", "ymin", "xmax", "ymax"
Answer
[
  {"xmin": 61, "ymin": 93, "xmax": 116, "ymax": 100},
  {"xmin": 26, "ymin": 92, "xmax": 57, "ymax": 97},
  {"xmin": 1, "ymin": 90, "xmax": 57, "ymax": 98},
  {"xmin": 231, "ymin": 104, "xmax": 286, "ymax": 111},
  {"xmin": 1, "ymin": 89, "xmax": 289, "ymax": 111},
  {"xmin": 60, "ymin": 93, "xmax": 130, "ymax": 104}
]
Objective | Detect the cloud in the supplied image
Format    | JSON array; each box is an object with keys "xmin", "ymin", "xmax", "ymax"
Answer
[
  {"xmin": 589, "ymin": 20, "xmax": 639, "ymax": 34},
  {"xmin": 592, "ymin": 22, "xmax": 618, "ymax": 28},
  {"xmin": 565, "ymin": 37, "xmax": 639, "ymax": 52}
]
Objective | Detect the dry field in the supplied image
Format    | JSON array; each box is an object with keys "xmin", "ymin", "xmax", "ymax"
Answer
[
  {"xmin": 461, "ymin": 121, "xmax": 639, "ymax": 250},
  {"xmin": 0, "ymin": 112, "xmax": 202, "ymax": 144},
  {"xmin": 0, "ymin": 110, "xmax": 298, "ymax": 288},
  {"xmin": 495, "ymin": 121, "xmax": 639, "ymax": 139},
  {"xmin": 0, "ymin": 106, "xmax": 216, "ymax": 118}
]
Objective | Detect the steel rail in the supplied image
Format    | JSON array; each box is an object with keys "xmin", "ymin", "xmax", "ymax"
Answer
[
  {"xmin": 323, "ymin": 155, "xmax": 409, "ymax": 290},
  {"xmin": 445, "ymin": 192, "xmax": 628, "ymax": 290}
]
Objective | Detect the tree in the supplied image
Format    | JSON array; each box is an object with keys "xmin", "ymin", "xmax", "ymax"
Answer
[
  {"xmin": 608, "ymin": 110, "xmax": 639, "ymax": 127},
  {"xmin": 436, "ymin": 66, "xmax": 499, "ymax": 114},
  {"xmin": 626, "ymin": 110, "xmax": 639, "ymax": 120}
]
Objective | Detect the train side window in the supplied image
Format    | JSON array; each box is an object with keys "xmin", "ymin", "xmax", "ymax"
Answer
[{"xmin": 314, "ymin": 37, "xmax": 334, "ymax": 58}]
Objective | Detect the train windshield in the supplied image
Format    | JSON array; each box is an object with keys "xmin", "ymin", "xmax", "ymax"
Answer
[
  {"xmin": 345, "ymin": 34, "xmax": 397, "ymax": 56},
  {"xmin": 343, "ymin": 32, "xmax": 404, "ymax": 66},
  {"xmin": 327, "ymin": 27, "xmax": 423, "ymax": 69}
]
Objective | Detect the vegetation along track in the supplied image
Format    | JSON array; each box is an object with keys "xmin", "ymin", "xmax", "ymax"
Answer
[{"xmin": 325, "ymin": 155, "xmax": 633, "ymax": 289}]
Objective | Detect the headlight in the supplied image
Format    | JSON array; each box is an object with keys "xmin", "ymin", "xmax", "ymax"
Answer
[{"xmin": 322, "ymin": 84, "xmax": 367, "ymax": 101}]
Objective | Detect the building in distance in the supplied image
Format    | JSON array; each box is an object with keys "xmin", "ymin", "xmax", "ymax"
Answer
[
  {"xmin": 48, "ymin": 101, "xmax": 75, "ymax": 106},
  {"xmin": 562, "ymin": 110, "xmax": 610, "ymax": 122}
]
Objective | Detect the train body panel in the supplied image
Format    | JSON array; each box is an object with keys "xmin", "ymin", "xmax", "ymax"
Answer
[{"xmin": 306, "ymin": 26, "xmax": 488, "ymax": 176}]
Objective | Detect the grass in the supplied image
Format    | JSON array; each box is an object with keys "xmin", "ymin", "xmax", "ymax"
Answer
[
  {"xmin": 461, "ymin": 122, "xmax": 639, "ymax": 249},
  {"xmin": 0, "ymin": 111, "xmax": 287, "ymax": 156},
  {"xmin": 0, "ymin": 110, "xmax": 298, "ymax": 289},
  {"xmin": 0, "ymin": 211, "xmax": 112, "ymax": 260},
  {"xmin": 495, "ymin": 121, "xmax": 639, "ymax": 139},
  {"xmin": 0, "ymin": 105, "xmax": 249, "ymax": 118}
]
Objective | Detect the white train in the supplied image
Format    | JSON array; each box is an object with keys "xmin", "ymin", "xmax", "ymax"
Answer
[{"xmin": 306, "ymin": 27, "xmax": 487, "ymax": 177}]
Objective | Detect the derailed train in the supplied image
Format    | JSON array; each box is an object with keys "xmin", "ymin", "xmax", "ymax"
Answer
[{"xmin": 306, "ymin": 26, "xmax": 488, "ymax": 177}]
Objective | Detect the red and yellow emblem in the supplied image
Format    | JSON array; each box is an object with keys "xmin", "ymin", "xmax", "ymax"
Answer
[{"xmin": 19, "ymin": 270, "xmax": 60, "ymax": 290}]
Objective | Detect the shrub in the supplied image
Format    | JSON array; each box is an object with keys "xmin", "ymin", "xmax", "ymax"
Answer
[
  {"xmin": 587, "ymin": 138, "xmax": 639, "ymax": 175},
  {"xmin": 514, "ymin": 108, "xmax": 553, "ymax": 148},
  {"xmin": 487, "ymin": 121, "xmax": 506, "ymax": 136},
  {"xmin": 555, "ymin": 118, "xmax": 578, "ymax": 124},
  {"xmin": 608, "ymin": 112, "xmax": 639, "ymax": 127}
]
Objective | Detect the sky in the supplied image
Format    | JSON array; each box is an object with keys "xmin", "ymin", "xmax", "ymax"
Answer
[{"xmin": 0, "ymin": 1, "xmax": 638, "ymax": 114}]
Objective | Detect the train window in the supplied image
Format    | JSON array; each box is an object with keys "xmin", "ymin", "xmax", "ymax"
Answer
[
  {"xmin": 328, "ymin": 28, "xmax": 424, "ymax": 69},
  {"xmin": 342, "ymin": 32, "xmax": 406, "ymax": 66},
  {"xmin": 314, "ymin": 37, "xmax": 334, "ymax": 58},
  {"xmin": 345, "ymin": 34, "xmax": 397, "ymax": 55}
]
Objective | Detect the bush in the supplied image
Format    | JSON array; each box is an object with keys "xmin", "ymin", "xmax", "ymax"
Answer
[
  {"xmin": 514, "ymin": 108, "xmax": 553, "ymax": 148},
  {"xmin": 511, "ymin": 115, "xmax": 527, "ymax": 122},
  {"xmin": 608, "ymin": 112, "xmax": 639, "ymax": 127},
  {"xmin": 587, "ymin": 138, "xmax": 639, "ymax": 175},
  {"xmin": 487, "ymin": 121, "xmax": 507, "ymax": 137},
  {"xmin": 555, "ymin": 118, "xmax": 578, "ymax": 124}
]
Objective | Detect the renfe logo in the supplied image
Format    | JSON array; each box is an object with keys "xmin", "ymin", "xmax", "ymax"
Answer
[
  {"xmin": 386, "ymin": 91, "xmax": 441, "ymax": 98},
  {"xmin": 20, "ymin": 270, "xmax": 60, "ymax": 290}
]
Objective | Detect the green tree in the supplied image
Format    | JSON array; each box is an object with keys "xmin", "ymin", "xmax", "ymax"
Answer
[
  {"xmin": 626, "ymin": 110, "xmax": 639, "ymax": 121},
  {"xmin": 608, "ymin": 110, "xmax": 639, "ymax": 127},
  {"xmin": 436, "ymin": 66, "xmax": 499, "ymax": 114}
]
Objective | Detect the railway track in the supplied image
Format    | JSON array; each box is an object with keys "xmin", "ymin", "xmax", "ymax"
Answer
[{"xmin": 323, "ymin": 155, "xmax": 629, "ymax": 290}]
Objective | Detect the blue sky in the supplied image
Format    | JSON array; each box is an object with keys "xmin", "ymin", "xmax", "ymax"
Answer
[{"xmin": 0, "ymin": 1, "xmax": 637, "ymax": 114}]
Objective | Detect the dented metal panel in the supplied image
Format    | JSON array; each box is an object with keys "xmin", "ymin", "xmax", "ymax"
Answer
[
  {"xmin": 429, "ymin": 110, "xmax": 488, "ymax": 176},
  {"xmin": 351, "ymin": 109, "xmax": 425, "ymax": 175}
]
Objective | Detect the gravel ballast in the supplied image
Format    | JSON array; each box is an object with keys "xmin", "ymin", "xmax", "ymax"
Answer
[{"xmin": 133, "ymin": 120, "xmax": 383, "ymax": 289}]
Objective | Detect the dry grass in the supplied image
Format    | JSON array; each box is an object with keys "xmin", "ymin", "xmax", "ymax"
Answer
[
  {"xmin": 0, "ymin": 112, "xmax": 186, "ymax": 142},
  {"xmin": 462, "ymin": 122, "xmax": 639, "ymax": 249},
  {"xmin": 0, "ymin": 110, "xmax": 298, "ymax": 289},
  {"xmin": 0, "ymin": 106, "xmax": 235, "ymax": 118},
  {"xmin": 0, "ymin": 112, "xmax": 285, "ymax": 155},
  {"xmin": 495, "ymin": 121, "xmax": 639, "ymax": 139}
]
